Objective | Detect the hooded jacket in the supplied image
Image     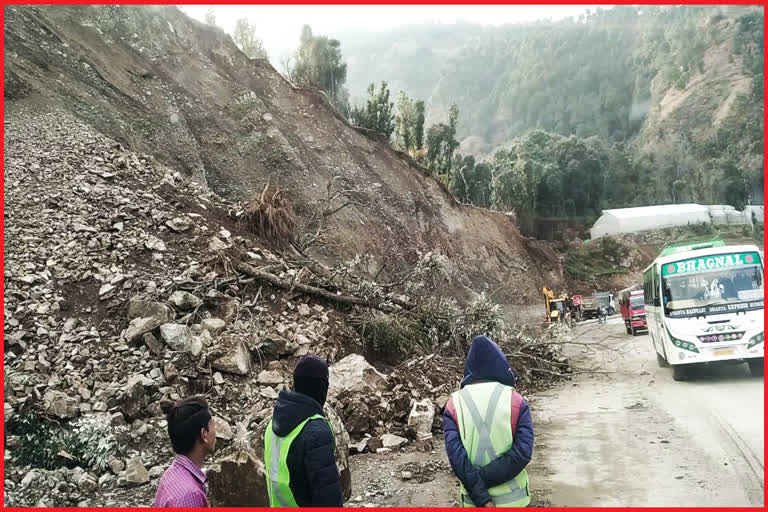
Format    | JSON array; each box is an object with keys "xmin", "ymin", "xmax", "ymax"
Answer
[
  {"xmin": 442, "ymin": 336, "xmax": 534, "ymax": 506},
  {"xmin": 270, "ymin": 390, "xmax": 343, "ymax": 507}
]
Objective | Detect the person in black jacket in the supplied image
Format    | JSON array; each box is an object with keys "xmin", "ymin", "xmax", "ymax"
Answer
[{"xmin": 267, "ymin": 355, "xmax": 343, "ymax": 507}]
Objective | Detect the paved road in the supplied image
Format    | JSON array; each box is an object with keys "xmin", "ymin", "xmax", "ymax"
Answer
[{"xmin": 532, "ymin": 316, "xmax": 764, "ymax": 507}]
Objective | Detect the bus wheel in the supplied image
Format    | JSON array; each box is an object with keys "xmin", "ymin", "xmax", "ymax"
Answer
[
  {"xmin": 672, "ymin": 365, "xmax": 688, "ymax": 381},
  {"xmin": 626, "ymin": 323, "xmax": 631, "ymax": 334},
  {"xmin": 656, "ymin": 351, "xmax": 669, "ymax": 368},
  {"xmin": 748, "ymin": 358, "xmax": 764, "ymax": 377}
]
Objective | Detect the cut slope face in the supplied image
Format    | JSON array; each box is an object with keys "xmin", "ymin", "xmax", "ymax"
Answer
[{"xmin": 4, "ymin": 4, "xmax": 563, "ymax": 305}]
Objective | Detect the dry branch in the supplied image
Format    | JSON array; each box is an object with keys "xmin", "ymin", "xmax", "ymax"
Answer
[{"xmin": 234, "ymin": 260, "xmax": 412, "ymax": 313}]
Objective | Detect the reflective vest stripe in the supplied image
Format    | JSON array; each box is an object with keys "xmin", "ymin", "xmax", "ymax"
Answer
[
  {"xmin": 458, "ymin": 383, "xmax": 505, "ymax": 462},
  {"xmin": 452, "ymin": 382, "xmax": 531, "ymax": 508},
  {"xmin": 265, "ymin": 413, "xmax": 332, "ymax": 508},
  {"xmin": 268, "ymin": 433, "xmax": 291, "ymax": 507}
]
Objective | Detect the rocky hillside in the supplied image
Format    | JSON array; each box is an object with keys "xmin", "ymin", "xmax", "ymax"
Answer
[
  {"xmin": 4, "ymin": 5, "xmax": 564, "ymax": 307},
  {"xmin": 3, "ymin": 100, "xmax": 572, "ymax": 507}
]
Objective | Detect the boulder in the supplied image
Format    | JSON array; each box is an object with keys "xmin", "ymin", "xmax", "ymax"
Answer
[
  {"xmin": 211, "ymin": 338, "xmax": 251, "ymax": 375},
  {"xmin": 208, "ymin": 236, "xmax": 230, "ymax": 252},
  {"xmin": 159, "ymin": 323, "xmax": 192, "ymax": 352},
  {"xmin": 202, "ymin": 317, "xmax": 226, "ymax": 335},
  {"xmin": 189, "ymin": 335, "xmax": 204, "ymax": 357},
  {"xmin": 214, "ymin": 417, "xmax": 233, "ymax": 440},
  {"xmin": 297, "ymin": 304, "xmax": 311, "ymax": 317},
  {"xmin": 166, "ymin": 217, "xmax": 192, "ymax": 232},
  {"xmin": 407, "ymin": 398, "xmax": 435, "ymax": 436},
  {"xmin": 257, "ymin": 370, "xmax": 283, "ymax": 385},
  {"xmin": 127, "ymin": 298, "xmax": 173, "ymax": 323},
  {"xmin": 119, "ymin": 458, "xmax": 149, "ymax": 486},
  {"xmin": 259, "ymin": 335, "xmax": 298, "ymax": 357},
  {"xmin": 380, "ymin": 433, "xmax": 408, "ymax": 449},
  {"xmin": 123, "ymin": 317, "xmax": 163, "ymax": 343},
  {"xmin": 169, "ymin": 291, "xmax": 202, "ymax": 310},
  {"xmin": 343, "ymin": 401, "xmax": 370, "ymax": 435},
  {"xmin": 207, "ymin": 451, "xmax": 268, "ymax": 507},
  {"xmin": 109, "ymin": 458, "xmax": 125, "ymax": 475},
  {"xmin": 77, "ymin": 472, "xmax": 98, "ymax": 492},
  {"xmin": 121, "ymin": 380, "xmax": 147, "ymax": 421},
  {"xmin": 143, "ymin": 332, "xmax": 164, "ymax": 355},
  {"xmin": 148, "ymin": 465, "xmax": 165, "ymax": 479},
  {"xmin": 328, "ymin": 354, "xmax": 387, "ymax": 399},
  {"xmin": 110, "ymin": 412, "xmax": 126, "ymax": 426},
  {"xmin": 144, "ymin": 236, "xmax": 167, "ymax": 252},
  {"xmin": 259, "ymin": 386, "xmax": 278, "ymax": 400},
  {"xmin": 43, "ymin": 390, "xmax": 79, "ymax": 419}
]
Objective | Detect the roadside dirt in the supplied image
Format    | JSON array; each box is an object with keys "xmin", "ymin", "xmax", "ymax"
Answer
[{"xmin": 350, "ymin": 316, "xmax": 764, "ymax": 507}]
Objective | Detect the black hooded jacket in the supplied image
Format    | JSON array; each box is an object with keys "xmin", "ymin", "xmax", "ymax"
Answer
[{"xmin": 270, "ymin": 390, "xmax": 343, "ymax": 507}]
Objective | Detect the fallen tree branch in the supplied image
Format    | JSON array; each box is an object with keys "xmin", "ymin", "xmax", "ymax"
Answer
[{"xmin": 234, "ymin": 260, "xmax": 413, "ymax": 313}]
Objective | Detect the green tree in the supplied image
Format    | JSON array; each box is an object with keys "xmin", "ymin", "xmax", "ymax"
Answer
[
  {"xmin": 450, "ymin": 154, "xmax": 492, "ymax": 207},
  {"xmin": 394, "ymin": 91, "xmax": 426, "ymax": 151},
  {"xmin": 292, "ymin": 25, "xmax": 350, "ymax": 113},
  {"xmin": 414, "ymin": 100, "xmax": 426, "ymax": 149},
  {"xmin": 395, "ymin": 91, "xmax": 415, "ymax": 150},
  {"xmin": 425, "ymin": 103, "xmax": 460, "ymax": 177},
  {"xmin": 351, "ymin": 82, "xmax": 395, "ymax": 137},
  {"xmin": 233, "ymin": 18, "xmax": 267, "ymax": 59}
]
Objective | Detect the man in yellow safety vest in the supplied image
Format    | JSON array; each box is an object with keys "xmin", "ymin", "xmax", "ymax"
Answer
[
  {"xmin": 443, "ymin": 335, "xmax": 534, "ymax": 507},
  {"xmin": 264, "ymin": 355, "xmax": 343, "ymax": 507}
]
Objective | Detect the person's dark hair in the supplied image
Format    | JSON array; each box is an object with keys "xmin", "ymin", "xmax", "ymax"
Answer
[{"xmin": 160, "ymin": 396, "xmax": 212, "ymax": 455}]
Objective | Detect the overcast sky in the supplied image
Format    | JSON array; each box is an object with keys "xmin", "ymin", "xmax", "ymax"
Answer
[{"xmin": 182, "ymin": 5, "xmax": 597, "ymax": 62}]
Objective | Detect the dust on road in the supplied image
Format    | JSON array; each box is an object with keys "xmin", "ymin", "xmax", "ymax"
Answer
[
  {"xmin": 534, "ymin": 316, "xmax": 764, "ymax": 507},
  {"xmin": 350, "ymin": 316, "xmax": 764, "ymax": 507}
]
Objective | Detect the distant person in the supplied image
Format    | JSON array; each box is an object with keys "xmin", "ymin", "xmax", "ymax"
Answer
[
  {"xmin": 599, "ymin": 305, "xmax": 607, "ymax": 324},
  {"xmin": 264, "ymin": 355, "xmax": 343, "ymax": 507},
  {"xmin": 443, "ymin": 335, "xmax": 533, "ymax": 507},
  {"xmin": 154, "ymin": 396, "xmax": 216, "ymax": 507}
]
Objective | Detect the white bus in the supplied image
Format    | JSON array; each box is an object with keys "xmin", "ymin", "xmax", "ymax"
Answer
[{"xmin": 643, "ymin": 240, "xmax": 764, "ymax": 381}]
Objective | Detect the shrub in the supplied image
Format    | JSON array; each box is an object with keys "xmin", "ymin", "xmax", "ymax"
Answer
[{"xmin": 9, "ymin": 412, "xmax": 119, "ymax": 471}]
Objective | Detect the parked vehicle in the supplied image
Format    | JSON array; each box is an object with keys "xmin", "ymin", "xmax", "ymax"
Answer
[
  {"xmin": 619, "ymin": 286, "xmax": 647, "ymax": 336},
  {"xmin": 543, "ymin": 287, "xmax": 574, "ymax": 326},
  {"xmin": 582, "ymin": 292, "xmax": 615, "ymax": 319},
  {"xmin": 595, "ymin": 292, "xmax": 616, "ymax": 315}
]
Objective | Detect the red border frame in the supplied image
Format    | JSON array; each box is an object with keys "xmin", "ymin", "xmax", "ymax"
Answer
[{"xmin": 1, "ymin": 1, "xmax": 766, "ymax": 510}]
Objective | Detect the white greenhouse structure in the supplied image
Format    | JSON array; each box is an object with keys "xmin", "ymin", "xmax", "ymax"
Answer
[{"xmin": 590, "ymin": 203, "xmax": 757, "ymax": 239}]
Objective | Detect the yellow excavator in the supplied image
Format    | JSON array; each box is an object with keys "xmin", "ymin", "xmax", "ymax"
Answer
[{"xmin": 543, "ymin": 287, "xmax": 574, "ymax": 326}]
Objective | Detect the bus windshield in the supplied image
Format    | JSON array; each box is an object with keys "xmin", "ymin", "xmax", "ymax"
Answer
[
  {"xmin": 662, "ymin": 266, "xmax": 764, "ymax": 317},
  {"xmin": 630, "ymin": 296, "xmax": 644, "ymax": 309}
]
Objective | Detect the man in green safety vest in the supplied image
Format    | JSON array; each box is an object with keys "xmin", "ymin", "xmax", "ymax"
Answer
[
  {"xmin": 443, "ymin": 335, "xmax": 534, "ymax": 507},
  {"xmin": 264, "ymin": 355, "xmax": 343, "ymax": 507}
]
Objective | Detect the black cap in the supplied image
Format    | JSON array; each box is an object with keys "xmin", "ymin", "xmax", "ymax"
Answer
[{"xmin": 294, "ymin": 355, "xmax": 329, "ymax": 380}]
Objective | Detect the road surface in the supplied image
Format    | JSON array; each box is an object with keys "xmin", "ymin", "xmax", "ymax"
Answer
[
  {"xmin": 532, "ymin": 315, "xmax": 764, "ymax": 507},
  {"xmin": 350, "ymin": 316, "xmax": 764, "ymax": 506}
]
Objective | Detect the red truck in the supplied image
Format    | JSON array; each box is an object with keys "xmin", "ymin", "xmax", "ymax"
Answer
[{"xmin": 619, "ymin": 287, "xmax": 647, "ymax": 336}]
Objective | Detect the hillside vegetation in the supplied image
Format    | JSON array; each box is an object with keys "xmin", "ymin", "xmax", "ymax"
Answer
[{"xmin": 341, "ymin": 6, "xmax": 764, "ymax": 217}]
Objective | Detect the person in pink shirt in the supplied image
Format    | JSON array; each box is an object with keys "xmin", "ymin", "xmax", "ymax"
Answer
[{"xmin": 154, "ymin": 396, "xmax": 217, "ymax": 507}]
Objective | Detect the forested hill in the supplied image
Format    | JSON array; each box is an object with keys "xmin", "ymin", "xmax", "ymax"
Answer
[{"xmin": 341, "ymin": 5, "xmax": 764, "ymax": 213}]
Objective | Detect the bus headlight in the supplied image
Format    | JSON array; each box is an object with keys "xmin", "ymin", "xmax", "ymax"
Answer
[
  {"xmin": 667, "ymin": 329, "xmax": 700, "ymax": 353},
  {"xmin": 747, "ymin": 332, "xmax": 764, "ymax": 349}
]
